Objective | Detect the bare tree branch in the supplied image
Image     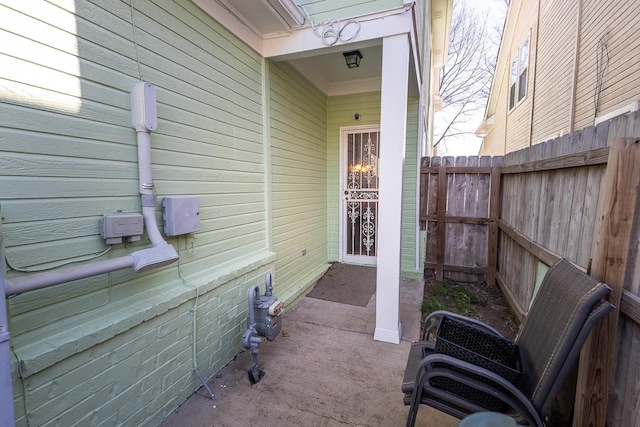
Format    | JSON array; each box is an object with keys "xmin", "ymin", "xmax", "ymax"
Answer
[{"xmin": 433, "ymin": 0, "xmax": 506, "ymax": 153}]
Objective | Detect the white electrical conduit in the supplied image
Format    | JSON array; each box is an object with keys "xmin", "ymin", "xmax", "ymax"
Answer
[
  {"xmin": 136, "ymin": 130, "xmax": 166, "ymax": 247},
  {"xmin": 4, "ymin": 256, "xmax": 135, "ymax": 296},
  {"xmin": 179, "ymin": 264, "xmax": 216, "ymax": 400},
  {"xmin": 3, "ymin": 82, "xmax": 178, "ymax": 297}
]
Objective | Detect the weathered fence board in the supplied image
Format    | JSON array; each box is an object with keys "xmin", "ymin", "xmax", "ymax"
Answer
[
  {"xmin": 573, "ymin": 138, "xmax": 640, "ymax": 427},
  {"xmin": 421, "ymin": 156, "xmax": 502, "ymax": 282},
  {"xmin": 420, "ymin": 111, "xmax": 640, "ymax": 425}
]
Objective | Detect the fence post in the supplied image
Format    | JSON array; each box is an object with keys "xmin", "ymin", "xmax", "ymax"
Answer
[
  {"xmin": 435, "ymin": 165, "xmax": 447, "ymax": 281},
  {"xmin": 486, "ymin": 164, "xmax": 501, "ymax": 287},
  {"xmin": 573, "ymin": 138, "xmax": 640, "ymax": 426}
]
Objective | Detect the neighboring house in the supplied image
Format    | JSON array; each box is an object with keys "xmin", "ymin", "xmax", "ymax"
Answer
[
  {"xmin": 0, "ymin": 0, "xmax": 452, "ymax": 425},
  {"xmin": 478, "ymin": 0, "xmax": 640, "ymax": 155}
]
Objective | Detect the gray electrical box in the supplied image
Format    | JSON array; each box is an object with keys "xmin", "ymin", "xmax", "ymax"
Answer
[
  {"xmin": 163, "ymin": 196, "xmax": 200, "ymax": 236},
  {"xmin": 102, "ymin": 213, "xmax": 144, "ymax": 244}
]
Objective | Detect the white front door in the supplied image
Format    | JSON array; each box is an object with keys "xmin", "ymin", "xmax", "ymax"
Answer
[{"xmin": 340, "ymin": 126, "xmax": 380, "ymax": 265}]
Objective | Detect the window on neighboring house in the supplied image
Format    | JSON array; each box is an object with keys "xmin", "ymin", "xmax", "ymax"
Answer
[
  {"xmin": 518, "ymin": 37, "xmax": 529, "ymax": 102},
  {"xmin": 509, "ymin": 57, "xmax": 517, "ymax": 111},
  {"xmin": 509, "ymin": 33, "xmax": 530, "ymax": 112}
]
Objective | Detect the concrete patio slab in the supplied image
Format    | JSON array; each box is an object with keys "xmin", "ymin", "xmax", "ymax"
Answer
[{"xmin": 161, "ymin": 278, "xmax": 458, "ymax": 427}]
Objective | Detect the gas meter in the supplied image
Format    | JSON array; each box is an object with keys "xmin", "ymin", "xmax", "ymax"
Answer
[{"xmin": 241, "ymin": 272, "xmax": 283, "ymax": 384}]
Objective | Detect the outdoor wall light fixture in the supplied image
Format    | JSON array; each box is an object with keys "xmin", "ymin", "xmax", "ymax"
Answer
[{"xmin": 343, "ymin": 50, "xmax": 362, "ymax": 68}]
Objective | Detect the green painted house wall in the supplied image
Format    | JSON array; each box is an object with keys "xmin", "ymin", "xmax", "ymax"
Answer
[
  {"xmin": 326, "ymin": 93, "xmax": 422, "ymax": 278},
  {"xmin": 402, "ymin": 98, "xmax": 422, "ymax": 279},
  {"xmin": 267, "ymin": 61, "xmax": 331, "ymax": 304},
  {"xmin": 1, "ymin": 1, "xmax": 428, "ymax": 425},
  {"xmin": 326, "ymin": 91, "xmax": 382, "ymax": 263},
  {"xmin": 0, "ymin": 1, "xmax": 327, "ymax": 425}
]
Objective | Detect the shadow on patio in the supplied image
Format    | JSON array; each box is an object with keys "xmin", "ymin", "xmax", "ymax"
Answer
[{"xmin": 161, "ymin": 264, "xmax": 458, "ymax": 426}]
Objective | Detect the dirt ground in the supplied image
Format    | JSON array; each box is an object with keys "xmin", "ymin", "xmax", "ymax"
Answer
[{"xmin": 423, "ymin": 275, "xmax": 519, "ymax": 339}]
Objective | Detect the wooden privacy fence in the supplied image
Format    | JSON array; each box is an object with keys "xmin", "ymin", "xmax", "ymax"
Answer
[
  {"xmin": 420, "ymin": 156, "xmax": 502, "ymax": 284},
  {"xmin": 420, "ymin": 111, "xmax": 640, "ymax": 427}
]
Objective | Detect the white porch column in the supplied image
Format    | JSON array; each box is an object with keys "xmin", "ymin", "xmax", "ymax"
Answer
[{"xmin": 374, "ymin": 34, "xmax": 410, "ymax": 344}]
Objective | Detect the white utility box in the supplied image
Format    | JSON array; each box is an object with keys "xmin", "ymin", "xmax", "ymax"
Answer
[
  {"xmin": 131, "ymin": 82, "xmax": 157, "ymax": 132},
  {"xmin": 163, "ymin": 196, "xmax": 200, "ymax": 236}
]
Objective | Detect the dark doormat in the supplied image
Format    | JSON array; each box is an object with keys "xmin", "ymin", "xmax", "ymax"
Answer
[{"xmin": 307, "ymin": 263, "xmax": 376, "ymax": 307}]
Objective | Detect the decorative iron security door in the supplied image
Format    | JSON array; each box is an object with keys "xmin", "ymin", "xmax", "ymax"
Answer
[{"xmin": 341, "ymin": 128, "xmax": 380, "ymax": 264}]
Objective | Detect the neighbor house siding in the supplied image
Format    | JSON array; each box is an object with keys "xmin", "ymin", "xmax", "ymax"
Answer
[
  {"xmin": 480, "ymin": 131, "xmax": 503, "ymax": 156},
  {"xmin": 573, "ymin": 0, "xmax": 640, "ymax": 129},
  {"xmin": 481, "ymin": 0, "xmax": 640, "ymax": 155},
  {"xmin": 505, "ymin": 101, "xmax": 532, "ymax": 153},
  {"xmin": 530, "ymin": 0, "xmax": 576, "ymax": 143},
  {"xmin": 484, "ymin": 75, "xmax": 510, "ymax": 155},
  {"xmin": 2, "ymin": 0, "xmax": 279, "ymax": 424},
  {"xmin": 504, "ymin": 0, "xmax": 536, "ymax": 151},
  {"xmin": 268, "ymin": 61, "xmax": 330, "ymax": 304}
]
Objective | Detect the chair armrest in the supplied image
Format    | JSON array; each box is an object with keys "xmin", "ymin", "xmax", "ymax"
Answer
[
  {"xmin": 414, "ymin": 353, "xmax": 543, "ymax": 427},
  {"xmin": 421, "ymin": 310, "xmax": 505, "ymax": 341}
]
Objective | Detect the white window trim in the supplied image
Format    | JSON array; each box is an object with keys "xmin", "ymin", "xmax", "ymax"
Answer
[
  {"xmin": 517, "ymin": 35, "xmax": 530, "ymax": 105},
  {"xmin": 508, "ymin": 32, "xmax": 531, "ymax": 113},
  {"xmin": 508, "ymin": 56, "xmax": 518, "ymax": 113}
]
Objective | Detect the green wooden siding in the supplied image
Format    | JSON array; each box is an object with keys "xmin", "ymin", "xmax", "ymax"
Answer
[
  {"xmin": 326, "ymin": 93, "xmax": 421, "ymax": 278},
  {"xmin": 268, "ymin": 61, "xmax": 331, "ymax": 303},
  {"xmin": 296, "ymin": 0, "xmax": 404, "ymax": 24},
  {"xmin": 0, "ymin": 0, "xmax": 427, "ymax": 425},
  {"xmin": 3, "ymin": 0, "xmax": 267, "ymax": 330},
  {"xmin": 402, "ymin": 98, "xmax": 422, "ymax": 279},
  {"xmin": 0, "ymin": 1, "xmax": 279, "ymax": 424},
  {"xmin": 327, "ymin": 92, "xmax": 381, "ymax": 262}
]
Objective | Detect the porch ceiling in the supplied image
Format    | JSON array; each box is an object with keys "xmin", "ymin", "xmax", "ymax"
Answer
[
  {"xmin": 285, "ymin": 44, "xmax": 385, "ymax": 96},
  {"xmin": 196, "ymin": 0, "xmax": 418, "ymax": 97},
  {"xmin": 282, "ymin": 44, "xmax": 418, "ymax": 98}
]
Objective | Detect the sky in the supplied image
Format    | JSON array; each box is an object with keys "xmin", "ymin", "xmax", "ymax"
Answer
[{"xmin": 435, "ymin": 0, "xmax": 508, "ymax": 156}]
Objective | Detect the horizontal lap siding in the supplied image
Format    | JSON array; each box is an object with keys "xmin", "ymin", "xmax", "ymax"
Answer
[
  {"xmin": 269, "ymin": 61, "xmax": 330, "ymax": 302},
  {"xmin": 505, "ymin": 0, "xmax": 537, "ymax": 150},
  {"xmin": 573, "ymin": 0, "xmax": 640, "ymax": 130},
  {"xmin": 2, "ymin": 0, "xmax": 265, "ymax": 329},
  {"xmin": 482, "ymin": 75, "xmax": 510, "ymax": 156},
  {"xmin": 506, "ymin": 102, "xmax": 532, "ymax": 153},
  {"xmin": 327, "ymin": 93, "xmax": 419, "ymax": 277},
  {"xmin": 402, "ymin": 98, "xmax": 420, "ymax": 277},
  {"xmin": 2, "ymin": 0, "xmax": 270, "ymax": 424},
  {"xmin": 327, "ymin": 92, "xmax": 381, "ymax": 261},
  {"xmin": 530, "ymin": 0, "xmax": 577, "ymax": 143},
  {"xmin": 485, "ymin": 0, "xmax": 640, "ymax": 155}
]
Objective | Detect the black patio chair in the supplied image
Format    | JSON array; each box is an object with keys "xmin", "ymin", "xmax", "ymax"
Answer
[{"xmin": 402, "ymin": 258, "xmax": 614, "ymax": 426}]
